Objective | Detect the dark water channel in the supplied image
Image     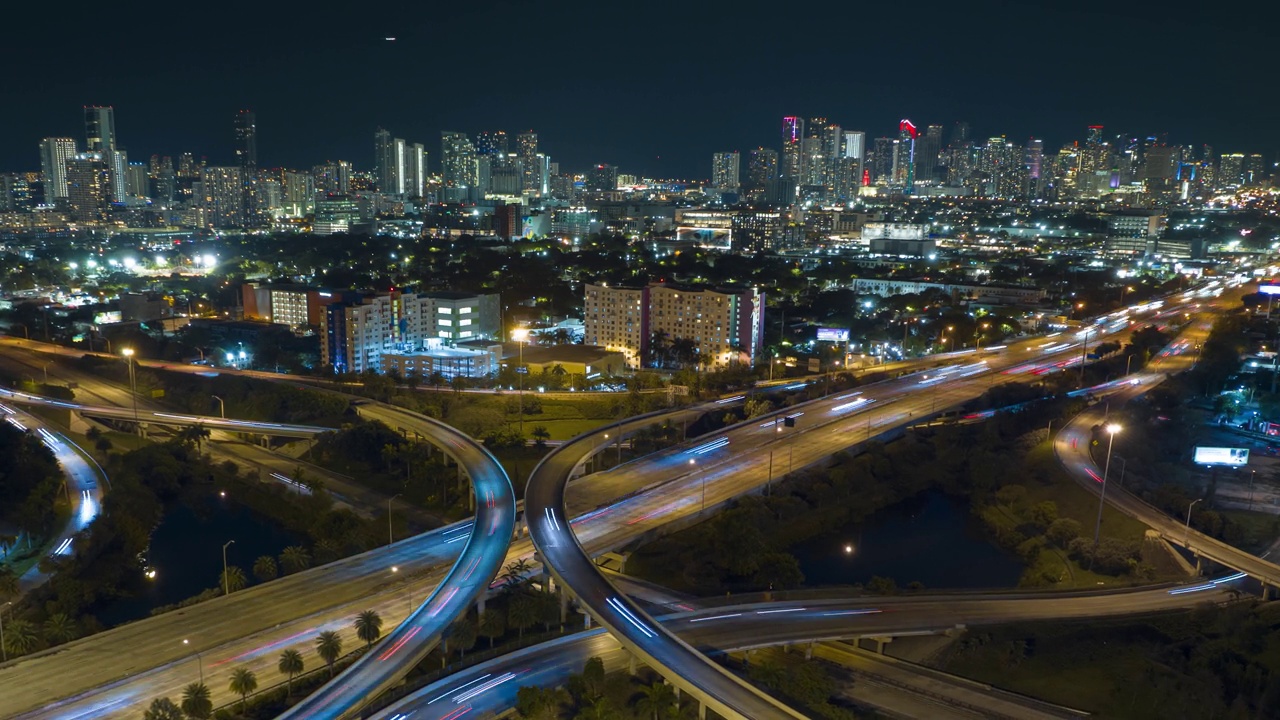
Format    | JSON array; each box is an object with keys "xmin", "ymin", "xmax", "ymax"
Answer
[
  {"xmin": 790, "ymin": 490, "xmax": 1024, "ymax": 590},
  {"xmin": 98, "ymin": 494, "xmax": 302, "ymax": 626}
]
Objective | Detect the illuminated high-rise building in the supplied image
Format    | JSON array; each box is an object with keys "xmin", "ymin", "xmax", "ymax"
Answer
[
  {"xmin": 374, "ymin": 127, "xmax": 404, "ymax": 194},
  {"xmin": 406, "ymin": 142, "xmax": 426, "ymax": 197},
  {"xmin": 517, "ymin": 131, "xmax": 539, "ymax": 193},
  {"xmin": 781, "ymin": 116, "xmax": 805, "ymax": 180},
  {"xmin": 234, "ymin": 110, "xmax": 262, "ymax": 226},
  {"xmin": 711, "ymin": 151, "xmax": 740, "ymax": 189},
  {"xmin": 201, "ymin": 166, "xmax": 244, "ymax": 228},
  {"xmin": 476, "ymin": 131, "xmax": 508, "ymax": 156},
  {"xmin": 915, "ymin": 124, "xmax": 942, "ymax": 184},
  {"xmin": 1218, "ymin": 153, "xmax": 1244, "ymax": 186},
  {"xmin": 149, "ymin": 154, "xmax": 175, "ymax": 203},
  {"xmin": 441, "ymin": 131, "xmax": 477, "ymax": 192},
  {"xmin": 64, "ymin": 152, "xmax": 111, "ymax": 221},
  {"xmin": 84, "ymin": 106, "xmax": 116, "ymax": 153},
  {"xmin": 39, "ymin": 137, "xmax": 77, "ymax": 201},
  {"xmin": 746, "ymin": 147, "xmax": 778, "ymax": 195},
  {"xmin": 1244, "ymin": 153, "xmax": 1266, "ymax": 185},
  {"xmin": 313, "ymin": 161, "xmax": 352, "ymax": 195}
]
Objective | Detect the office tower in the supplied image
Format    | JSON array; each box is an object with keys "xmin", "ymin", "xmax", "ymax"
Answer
[
  {"xmin": 712, "ymin": 151, "xmax": 740, "ymax": 189},
  {"xmin": 84, "ymin": 106, "xmax": 116, "ymax": 153},
  {"xmin": 745, "ymin": 147, "xmax": 778, "ymax": 195},
  {"xmin": 109, "ymin": 150, "xmax": 128, "ymax": 202},
  {"xmin": 201, "ymin": 167, "xmax": 244, "ymax": 228},
  {"xmin": 374, "ymin": 127, "xmax": 404, "ymax": 194},
  {"xmin": 869, "ymin": 137, "xmax": 895, "ymax": 184},
  {"xmin": 39, "ymin": 137, "xmax": 77, "ymax": 200},
  {"xmin": 843, "ymin": 132, "xmax": 865, "ymax": 160},
  {"xmin": 406, "ymin": 142, "xmax": 426, "ymax": 197},
  {"xmin": 488, "ymin": 154, "xmax": 523, "ymax": 196},
  {"xmin": 149, "ymin": 155, "xmax": 175, "ymax": 203},
  {"xmin": 234, "ymin": 110, "xmax": 261, "ymax": 226},
  {"xmin": 1026, "ymin": 139, "xmax": 1044, "ymax": 195},
  {"xmin": 476, "ymin": 131, "xmax": 508, "ymax": 156},
  {"xmin": 781, "ymin": 116, "xmax": 805, "ymax": 184},
  {"xmin": 834, "ymin": 132, "xmax": 864, "ymax": 201},
  {"xmin": 587, "ymin": 164, "xmax": 618, "ymax": 191},
  {"xmin": 535, "ymin": 154, "xmax": 551, "ymax": 195},
  {"xmin": 1218, "ymin": 153, "xmax": 1244, "ymax": 186},
  {"xmin": 896, "ymin": 119, "xmax": 919, "ymax": 187},
  {"xmin": 947, "ymin": 121, "xmax": 970, "ymax": 149},
  {"xmin": 1244, "ymin": 154, "xmax": 1266, "ymax": 185},
  {"xmin": 916, "ymin": 124, "xmax": 943, "ymax": 184},
  {"xmin": 441, "ymin": 131, "xmax": 477, "ymax": 189},
  {"xmin": 125, "ymin": 162, "xmax": 149, "ymax": 200},
  {"xmin": 64, "ymin": 152, "xmax": 111, "ymax": 221},
  {"xmin": 313, "ymin": 161, "xmax": 352, "ymax": 194},
  {"xmin": 1081, "ymin": 125, "xmax": 1108, "ymax": 174},
  {"xmin": 517, "ymin": 131, "xmax": 539, "ymax": 193}
]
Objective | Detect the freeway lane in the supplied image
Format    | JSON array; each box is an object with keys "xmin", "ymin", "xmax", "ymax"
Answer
[
  {"xmin": 371, "ymin": 586, "xmax": 1228, "ymax": 720},
  {"xmin": 277, "ymin": 412, "xmax": 515, "ymax": 720},
  {"xmin": 0, "ymin": 403, "xmax": 106, "ymax": 595},
  {"xmin": 1056, "ymin": 302, "xmax": 1280, "ymax": 589},
  {"xmin": 0, "ymin": 290, "xmax": 1211, "ymax": 716}
]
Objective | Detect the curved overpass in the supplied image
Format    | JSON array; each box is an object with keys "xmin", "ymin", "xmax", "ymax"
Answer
[
  {"xmin": 275, "ymin": 411, "xmax": 516, "ymax": 719},
  {"xmin": 371, "ymin": 585, "xmax": 1227, "ymax": 720},
  {"xmin": 527, "ymin": 413, "xmax": 808, "ymax": 719}
]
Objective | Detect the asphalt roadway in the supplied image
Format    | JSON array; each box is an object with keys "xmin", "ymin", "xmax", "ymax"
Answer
[
  {"xmin": 0, "ymin": 291, "xmax": 1214, "ymax": 717},
  {"xmin": 370, "ymin": 585, "xmax": 1228, "ymax": 720}
]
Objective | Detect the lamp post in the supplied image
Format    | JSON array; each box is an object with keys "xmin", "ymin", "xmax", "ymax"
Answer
[
  {"xmin": 690, "ymin": 458, "xmax": 704, "ymax": 513},
  {"xmin": 1185, "ymin": 498, "xmax": 1203, "ymax": 545},
  {"xmin": 121, "ymin": 348, "xmax": 139, "ymax": 427},
  {"xmin": 0, "ymin": 601, "xmax": 11, "ymax": 662},
  {"xmin": 211, "ymin": 395, "xmax": 225, "ymax": 419},
  {"xmin": 388, "ymin": 493, "xmax": 402, "ymax": 546},
  {"xmin": 392, "ymin": 565, "xmax": 413, "ymax": 611},
  {"xmin": 41, "ymin": 361, "xmax": 50, "ymax": 384},
  {"xmin": 1090, "ymin": 423, "xmax": 1122, "ymax": 568},
  {"xmin": 512, "ymin": 329, "xmax": 529, "ymax": 437},
  {"xmin": 221, "ymin": 540, "xmax": 235, "ymax": 596},
  {"xmin": 182, "ymin": 638, "xmax": 204, "ymax": 685}
]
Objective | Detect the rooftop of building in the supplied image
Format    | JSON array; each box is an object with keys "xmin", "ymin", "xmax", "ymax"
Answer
[
  {"xmin": 384, "ymin": 344, "xmax": 492, "ymax": 359},
  {"xmin": 514, "ymin": 344, "xmax": 625, "ymax": 365}
]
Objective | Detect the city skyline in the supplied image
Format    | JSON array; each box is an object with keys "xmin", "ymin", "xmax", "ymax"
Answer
[{"xmin": 1, "ymin": 0, "xmax": 1275, "ymax": 177}]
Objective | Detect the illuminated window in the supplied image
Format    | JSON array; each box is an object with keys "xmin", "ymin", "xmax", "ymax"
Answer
[
  {"xmin": 439, "ymin": 307, "xmax": 452, "ymax": 314},
  {"xmin": 460, "ymin": 306, "xmax": 473, "ymax": 313},
  {"xmin": 439, "ymin": 319, "xmax": 452, "ymax": 326},
  {"xmin": 459, "ymin": 318, "xmax": 472, "ymax": 326}
]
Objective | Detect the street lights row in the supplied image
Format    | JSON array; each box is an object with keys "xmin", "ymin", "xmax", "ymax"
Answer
[{"xmin": 1089, "ymin": 423, "xmax": 1122, "ymax": 571}]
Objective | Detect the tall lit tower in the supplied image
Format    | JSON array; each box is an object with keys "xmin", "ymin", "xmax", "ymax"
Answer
[
  {"xmin": 39, "ymin": 137, "xmax": 78, "ymax": 201},
  {"xmin": 899, "ymin": 119, "xmax": 919, "ymax": 191},
  {"xmin": 84, "ymin": 106, "xmax": 115, "ymax": 153},
  {"xmin": 234, "ymin": 110, "xmax": 261, "ymax": 226}
]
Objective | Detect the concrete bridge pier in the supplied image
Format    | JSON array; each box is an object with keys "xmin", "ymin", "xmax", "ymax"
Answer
[{"xmin": 474, "ymin": 595, "xmax": 486, "ymax": 616}]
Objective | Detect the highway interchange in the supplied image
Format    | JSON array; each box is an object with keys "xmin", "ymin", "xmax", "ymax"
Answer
[{"xmin": 0, "ymin": 281, "xmax": 1257, "ymax": 718}]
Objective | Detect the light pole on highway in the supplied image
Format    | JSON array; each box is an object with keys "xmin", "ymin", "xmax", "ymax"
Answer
[
  {"xmin": 1089, "ymin": 423, "xmax": 1122, "ymax": 568},
  {"xmin": 689, "ymin": 458, "xmax": 704, "ymax": 513},
  {"xmin": 211, "ymin": 394, "xmax": 225, "ymax": 419},
  {"xmin": 121, "ymin": 347, "xmax": 139, "ymax": 427},
  {"xmin": 221, "ymin": 540, "xmax": 235, "ymax": 596},
  {"xmin": 392, "ymin": 565, "xmax": 413, "ymax": 610},
  {"xmin": 182, "ymin": 638, "xmax": 204, "ymax": 685},
  {"xmin": 0, "ymin": 601, "xmax": 11, "ymax": 662},
  {"xmin": 512, "ymin": 328, "xmax": 529, "ymax": 437},
  {"xmin": 388, "ymin": 493, "xmax": 402, "ymax": 546},
  {"xmin": 1185, "ymin": 498, "xmax": 1203, "ymax": 545},
  {"xmin": 41, "ymin": 361, "xmax": 49, "ymax": 384}
]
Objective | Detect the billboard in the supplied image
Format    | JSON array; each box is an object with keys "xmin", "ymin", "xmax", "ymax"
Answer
[
  {"xmin": 1260, "ymin": 284, "xmax": 1280, "ymax": 296},
  {"xmin": 1193, "ymin": 446, "xmax": 1249, "ymax": 466},
  {"xmin": 817, "ymin": 327, "xmax": 850, "ymax": 343},
  {"xmin": 675, "ymin": 226, "xmax": 732, "ymax": 250}
]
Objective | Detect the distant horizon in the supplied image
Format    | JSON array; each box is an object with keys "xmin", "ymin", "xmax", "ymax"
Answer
[{"xmin": 2, "ymin": 0, "xmax": 1275, "ymax": 178}]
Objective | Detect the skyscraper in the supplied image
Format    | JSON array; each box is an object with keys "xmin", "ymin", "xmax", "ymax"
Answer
[
  {"xmin": 64, "ymin": 153, "xmax": 111, "ymax": 221},
  {"xmin": 916, "ymin": 124, "xmax": 943, "ymax": 185},
  {"xmin": 517, "ymin": 131, "xmax": 539, "ymax": 193},
  {"xmin": 746, "ymin": 147, "xmax": 778, "ymax": 195},
  {"xmin": 234, "ymin": 110, "xmax": 261, "ymax": 226},
  {"xmin": 374, "ymin": 128, "xmax": 403, "ymax": 194},
  {"xmin": 149, "ymin": 154, "xmax": 175, "ymax": 203},
  {"xmin": 39, "ymin": 137, "xmax": 77, "ymax": 201},
  {"xmin": 711, "ymin": 152, "xmax": 740, "ymax": 189},
  {"xmin": 1218, "ymin": 153, "xmax": 1245, "ymax": 186},
  {"xmin": 313, "ymin": 161, "xmax": 352, "ymax": 195},
  {"xmin": 441, "ymin": 131, "xmax": 477, "ymax": 193},
  {"xmin": 84, "ymin": 106, "xmax": 115, "ymax": 153},
  {"xmin": 406, "ymin": 142, "xmax": 426, "ymax": 197},
  {"xmin": 476, "ymin": 131, "xmax": 509, "ymax": 156},
  {"xmin": 201, "ymin": 167, "xmax": 244, "ymax": 228},
  {"xmin": 780, "ymin": 116, "xmax": 805, "ymax": 188}
]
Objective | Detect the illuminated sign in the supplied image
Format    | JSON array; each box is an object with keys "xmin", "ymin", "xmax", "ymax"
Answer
[
  {"xmin": 1259, "ymin": 284, "xmax": 1280, "ymax": 296},
  {"xmin": 1193, "ymin": 446, "xmax": 1249, "ymax": 466},
  {"xmin": 817, "ymin": 328, "xmax": 850, "ymax": 343}
]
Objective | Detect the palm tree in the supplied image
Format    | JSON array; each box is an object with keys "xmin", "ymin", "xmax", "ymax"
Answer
[
  {"xmin": 252, "ymin": 555, "xmax": 278, "ymax": 583},
  {"xmin": 635, "ymin": 682, "xmax": 678, "ymax": 720},
  {"xmin": 142, "ymin": 697, "xmax": 184, "ymax": 720},
  {"xmin": 279, "ymin": 545, "xmax": 311, "ymax": 574},
  {"xmin": 278, "ymin": 649, "xmax": 304, "ymax": 697},
  {"xmin": 579, "ymin": 697, "xmax": 620, "ymax": 720},
  {"xmin": 500, "ymin": 558, "xmax": 532, "ymax": 592},
  {"xmin": 180, "ymin": 682, "xmax": 212, "ymax": 720},
  {"xmin": 449, "ymin": 618, "xmax": 477, "ymax": 659},
  {"xmin": 515, "ymin": 686, "xmax": 569, "ymax": 720},
  {"xmin": 478, "ymin": 609, "xmax": 505, "ymax": 648},
  {"xmin": 3, "ymin": 618, "xmax": 37, "ymax": 656},
  {"xmin": 507, "ymin": 593, "xmax": 538, "ymax": 641},
  {"xmin": 316, "ymin": 630, "xmax": 343, "ymax": 677},
  {"xmin": 177, "ymin": 423, "xmax": 211, "ymax": 451},
  {"xmin": 43, "ymin": 613, "xmax": 78, "ymax": 644},
  {"xmin": 219, "ymin": 565, "xmax": 247, "ymax": 594},
  {"xmin": 228, "ymin": 667, "xmax": 258, "ymax": 711},
  {"xmin": 354, "ymin": 609, "xmax": 383, "ymax": 647}
]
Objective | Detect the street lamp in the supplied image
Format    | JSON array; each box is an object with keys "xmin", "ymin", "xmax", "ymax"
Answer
[
  {"xmin": 211, "ymin": 395, "xmax": 225, "ymax": 419},
  {"xmin": 1185, "ymin": 498, "xmax": 1203, "ymax": 545},
  {"xmin": 221, "ymin": 540, "xmax": 235, "ymax": 596},
  {"xmin": 689, "ymin": 458, "xmax": 704, "ymax": 513},
  {"xmin": 182, "ymin": 638, "xmax": 204, "ymax": 685},
  {"xmin": 512, "ymin": 328, "xmax": 529, "ymax": 437},
  {"xmin": 1089, "ymin": 423, "xmax": 1122, "ymax": 567},
  {"xmin": 388, "ymin": 493, "xmax": 402, "ymax": 546},
  {"xmin": 121, "ymin": 348, "xmax": 139, "ymax": 426}
]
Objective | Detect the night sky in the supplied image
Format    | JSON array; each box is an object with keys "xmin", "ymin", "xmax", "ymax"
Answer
[{"xmin": 3, "ymin": 0, "xmax": 1275, "ymax": 178}]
